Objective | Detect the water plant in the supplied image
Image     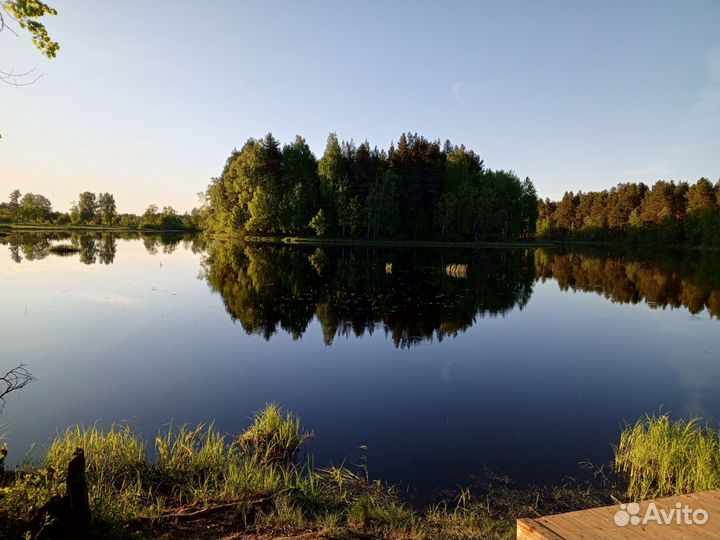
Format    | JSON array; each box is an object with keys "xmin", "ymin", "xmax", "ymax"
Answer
[{"xmin": 614, "ymin": 413, "xmax": 720, "ymax": 501}]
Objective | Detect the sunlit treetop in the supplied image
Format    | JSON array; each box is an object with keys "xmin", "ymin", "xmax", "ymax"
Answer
[{"xmin": 2, "ymin": 0, "xmax": 59, "ymax": 58}]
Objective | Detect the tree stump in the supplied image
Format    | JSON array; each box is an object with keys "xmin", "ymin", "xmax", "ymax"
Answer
[
  {"xmin": 67, "ymin": 447, "xmax": 90, "ymax": 532},
  {"xmin": 33, "ymin": 447, "xmax": 91, "ymax": 539}
]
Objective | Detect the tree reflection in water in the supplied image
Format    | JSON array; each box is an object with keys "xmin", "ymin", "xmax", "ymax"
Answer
[
  {"xmin": 201, "ymin": 242, "xmax": 536, "ymax": 347},
  {"xmin": 2, "ymin": 232, "xmax": 719, "ymax": 346}
]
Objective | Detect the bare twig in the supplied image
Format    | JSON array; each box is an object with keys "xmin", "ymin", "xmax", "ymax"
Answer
[
  {"xmin": 0, "ymin": 364, "xmax": 36, "ymax": 409},
  {"xmin": 0, "ymin": 67, "xmax": 43, "ymax": 86},
  {"xmin": 0, "ymin": 7, "xmax": 20, "ymax": 36},
  {"xmin": 153, "ymin": 488, "xmax": 295, "ymax": 521}
]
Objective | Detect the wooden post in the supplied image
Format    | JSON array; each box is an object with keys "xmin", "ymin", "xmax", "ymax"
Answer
[
  {"xmin": 34, "ymin": 447, "xmax": 91, "ymax": 539},
  {"xmin": 67, "ymin": 447, "xmax": 91, "ymax": 533}
]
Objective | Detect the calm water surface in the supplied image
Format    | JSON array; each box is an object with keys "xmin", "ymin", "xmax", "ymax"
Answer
[{"xmin": 1, "ymin": 231, "xmax": 720, "ymax": 495}]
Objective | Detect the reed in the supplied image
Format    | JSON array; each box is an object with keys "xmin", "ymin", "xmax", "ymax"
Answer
[
  {"xmin": 614, "ymin": 413, "xmax": 720, "ymax": 500},
  {"xmin": 46, "ymin": 424, "xmax": 147, "ymax": 484}
]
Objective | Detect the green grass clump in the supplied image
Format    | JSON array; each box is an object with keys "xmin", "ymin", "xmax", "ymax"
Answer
[
  {"xmin": 237, "ymin": 403, "xmax": 313, "ymax": 464},
  {"xmin": 614, "ymin": 413, "xmax": 720, "ymax": 501}
]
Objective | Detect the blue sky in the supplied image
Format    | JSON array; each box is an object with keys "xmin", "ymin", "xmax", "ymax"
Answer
[{"xmin": 1, "ymin": 0, "xmax": 719, "ymax": 213}]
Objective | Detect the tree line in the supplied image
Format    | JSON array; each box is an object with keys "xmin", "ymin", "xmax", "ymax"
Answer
[
  {"xmin": 0, "ymin": 190, "xmax": 200, "ymax": 230},
  {"xmin": 538, "ymin": 178, "xmax": 720, "ymax": 246},
  {"xmin": 204, "ymin": 133, "xmax": 539, "ymax": 241}
]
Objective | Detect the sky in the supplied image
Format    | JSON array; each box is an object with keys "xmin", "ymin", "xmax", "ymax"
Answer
[{"xmin": 1, "ymin": 0, "xmax": 719, "ymax": 214}]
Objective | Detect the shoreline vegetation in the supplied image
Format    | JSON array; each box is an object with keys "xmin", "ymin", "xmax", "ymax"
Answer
[
  {"xmin": 4, "ymin": 223, "xmax": 197, "ymax": 233},
  {"xmin": 538, "ymin": 179, "xmax": 720, "ymax": 247},
  {"xmin": 235, "ymin": 234, "xmax": 555, "ymax": 249},
  {"xmin": 0, "ymin": 408, "xmax": 715, "ymax": 540},
  {"xmin": 5, "ymin": 226, "xmax": 720, "ymax": 253},
  {"xmin": 0, "ymin": 190, "xmax": 201, "ymax": 232},
  {"xmin": 200, "ymin": 131, "xmax": 719, "ymax": 250}
]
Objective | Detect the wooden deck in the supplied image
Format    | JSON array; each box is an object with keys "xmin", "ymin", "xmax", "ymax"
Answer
[{"xmin": 517, "ymin": 489, "xmax": 720, "ymax": 539}]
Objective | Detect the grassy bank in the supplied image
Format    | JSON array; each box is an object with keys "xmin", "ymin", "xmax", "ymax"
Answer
[
  {"xmin": 0, "ymin": 404, "xmax": 611, "ymax": 540},
  {"xmin": 3, "ymin": 409, "xmax": 716, "ymax": 539}
]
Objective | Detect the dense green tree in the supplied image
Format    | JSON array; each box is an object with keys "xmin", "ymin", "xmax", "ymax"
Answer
[
  {"xmin": 18, "ymin": 192, "xmax": 51, "ymax": 221},
  {"xmin": 73, "ymin": 191, "xmax": 98, "ymax": 224},
  {"xmin": 686, "ymin": 178, "xmax": 715, "ymax": 212},
  {"xmin": 280, "ymin": 136, "xmax": 319, "ymax": 232},
  {"xmin": 366, "ymin": 170, "xmax": 400, "ymax": 239},
  {"xmin": 317, "ymin": 133, "xmax": 348, "ymax": 235},
  {"xmin": 97, "ymin": 192, "xmax": 117, "ymax": 225},
  {"xmin": 8, "ymin": 190, "xmax": 21, "ymax": 221},
  {"xmin": 520, "ymin": 177, "xmax": 539, "ymax": 238},
  {"xmin": 554, "ymin": 192, "xmax": 577, "ymax": 231}
]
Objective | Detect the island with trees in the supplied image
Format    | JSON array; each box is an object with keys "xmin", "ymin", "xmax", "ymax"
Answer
[{"xmin": 203, "ymin": 133, "xmax": 540, "ymax": 242}]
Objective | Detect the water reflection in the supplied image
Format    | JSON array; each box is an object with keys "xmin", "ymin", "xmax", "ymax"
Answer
[
  {"xmin": 201, "ymin": 242, "xmax": 536, "ymax": 347},
  {"xmin": 2, "ymin": 232, "xmax": 719, "ymax": 490},
  {"xmin": 201, "ymin": 243, "xmax": 720, "ymax": 344},
  {"xmin": 0, "ymin": 231, "xmax": 203, "ymax": 263},
  {"xmin": 536, "ymin": 248, "xmax": 720, "ymax": 317},
  {"xmin": 2, "ymin": 233, "xmax": 719, "ymax": 346}
]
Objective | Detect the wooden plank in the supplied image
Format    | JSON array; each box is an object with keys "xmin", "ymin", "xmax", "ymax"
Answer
[
  {"xmin": 517, "ymin": 517, "xmax": 564, "ymax": 540},
  {"xmin": 517, "ymin": 489, "xmax": 720, "ymax": 540}
]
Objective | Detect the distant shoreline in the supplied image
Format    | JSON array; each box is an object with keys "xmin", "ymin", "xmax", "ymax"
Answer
[
  {"xmin": 3, "ymin": 224, "xmax": 198, "ymax": 233},
  {"xmin": 224, "ymin": 234, "xmax": 556, "ymax": 249}
]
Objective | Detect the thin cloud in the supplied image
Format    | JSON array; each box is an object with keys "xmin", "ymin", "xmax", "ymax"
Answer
[
  {"xmin": 620, "ymin": 161, "xmax": 676, "ymax": 181},
  {"xmin": 451, "ymin": 81, "xmax": 464, "ymax": 103},
  {"xmin": 694, "ymin": 49, "xmax": 720, "ymax": 115},
  {"xmin": 69, "ymin": 144, "xmax": 140, "ymax": 157}
]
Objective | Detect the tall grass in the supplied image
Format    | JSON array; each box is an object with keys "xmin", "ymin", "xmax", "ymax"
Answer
[
  {"xmin": 237, "ymin": 403, "xmax": 313, "ymax": 464},
  {"xmin": 0, "ymin": 404, "xmax": 613, "ymax": 539},
  {"xmin": 46, "ymin": 424, "xmax": 147, "ymax": 483},
  {"xmin": 614, "ymin": 413, "xmax": 720, "ymax": 500}
]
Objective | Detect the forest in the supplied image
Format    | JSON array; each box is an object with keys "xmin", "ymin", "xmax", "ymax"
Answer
[
  {"xmin": 0, "ymin": 190, "xmax": 201, "ymax": 230},
  {"xmin": 538, "ymin": 178, "xmax": 720, "ymax": 246},
  {"xmin": 204, "ymin": 133, "xmax": 539, "ymax": 241}
]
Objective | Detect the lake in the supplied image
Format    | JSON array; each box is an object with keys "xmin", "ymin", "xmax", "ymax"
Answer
[{"xmin": 1, "ymin": 231, "xmax": 720, "ymax": 498}]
